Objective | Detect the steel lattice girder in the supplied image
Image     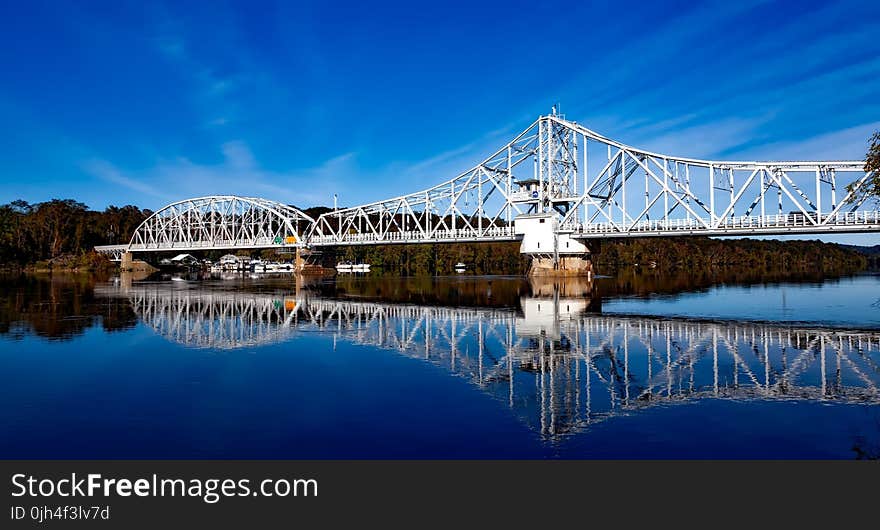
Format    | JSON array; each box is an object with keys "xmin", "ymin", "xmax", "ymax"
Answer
[
  {"xmin": 115, "ymin": 113, "xmax": 879, "ymax": 252},
  {"xmin": 305, "ymin": 114, "xmax": 877, "ymax": 245},
  {"xmin": 128, "ymin": 196, "xmax": 315, "ymax": 251}
]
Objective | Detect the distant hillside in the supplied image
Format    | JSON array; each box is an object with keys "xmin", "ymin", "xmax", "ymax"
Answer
[
  {"xmin": 840, "ymin": 244, "xmax": 880, "ymax": 256},
  {"xmin": 840, "ymin": 244, "xmax": 880, "ymax": 268}
]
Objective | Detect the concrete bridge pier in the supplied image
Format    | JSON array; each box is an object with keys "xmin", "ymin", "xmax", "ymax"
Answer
[
  {"xmin": 119, "ymin": 251, "xmax": 158, "ymax": 274},
  {"xmin": 515, "ymin": 213, "xmax": 597, "ymax": 277},
  {"xmin": 294, "ymin": 247, "xmax": 304, "ymax": 273},
  {"xmin": 528, "ymin": 254, "xmax": 593, "ymax": 277}
]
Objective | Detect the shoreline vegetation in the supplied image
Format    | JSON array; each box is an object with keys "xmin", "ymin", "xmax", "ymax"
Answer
[
  {"xmin": 0, "ymin": 198, "xmax": 872, "ymax": 275},
  {"xmin": 330, "ymin": 237, "xmax": 868, "ymax": 276},
  {"xmin": 0, "ymin": 199, "xmax": 150, "ymax": 272}
]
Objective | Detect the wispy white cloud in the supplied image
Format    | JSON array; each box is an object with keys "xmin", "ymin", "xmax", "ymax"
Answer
[
  {"xmin": 624, "ymin": 116, "xmax": 774, "ymax": 160},
  {"xmin": 82, "ymin": 143, "xmax": 357, "ymax": 210},
  {"xmin": 154, "ymin": 34, "xmax": 185, "ymax": 59},
  {"xmin": 81, "ymin": 159, "xmax": 171, "ymax": 200},
  {"xmin": 549, "ymin": 1, "xmax": 878, "ymax": 166},
  {"xmin": 361, "ymin": 118, "xmax": 535, "ymax": 203},
  {"xmin": 731, "ymin": 121, "xmax": 880, "ymax": 162},
  {"xmin": 151, "ymin": 17, "xmax": 248, "ymax": 131}
]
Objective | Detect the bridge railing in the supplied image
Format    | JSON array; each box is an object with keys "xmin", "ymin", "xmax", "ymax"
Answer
[
  {"xmin": 128, "ymin": 236, "xmax": 298, "ymax": 251},
  {"xmin": 563, "ymin": 210, "xmax": 880, "ymax": 236},
  {"xmin": 309, "ymin": 225, "xmax": 518, "ymax": 246}
]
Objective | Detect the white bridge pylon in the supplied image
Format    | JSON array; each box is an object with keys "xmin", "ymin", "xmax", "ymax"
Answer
[{"xmin": 96, "ymin": 111, "xmax": 880, "ymax": 258}]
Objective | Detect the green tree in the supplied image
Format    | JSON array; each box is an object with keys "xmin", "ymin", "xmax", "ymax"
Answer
[
  {"xmin": 847, "ymin": 130, "xmax": 880, "ymax": 199},
  {"xmin": 0, "ymin": 199, "xmax": 150, "ymax": 267}
]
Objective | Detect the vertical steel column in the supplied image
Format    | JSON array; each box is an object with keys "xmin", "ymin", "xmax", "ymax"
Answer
[
  {"xmin": 538, "ymin": 118, "xmax": 544, "ymax": 213},
  {"xmin": 506, "ymin": 146, "xmax": 512, "ymax": 228},
  {"xmin": 729, "ymin": 168, "xmax": 735, "ymax": 219},
  {"xmin": 760, "ymin": 169, "xmax": 766, "ymax": 224},
  {"xmin": 830, "ymin": 169, "xmax": 837, "ymax": 216},
  {"xmin": 478, "ymin": 172, "xmax": 483, "ymax": 235},
  {"xmin": 665, "ymin": 163, "xmax": 671, "ymax": 224},
  {"xmin": 777, "ymin": 171, "xmax": 783, "ymax": 216},
  {"xmin": 450, "ymin": 180, "xmax": 456, "ymax": 232},
  {"xmin": 583, "ymin": 132, "xmax": 588, "ymax": 226},
  {"xmin": 424, "ymin": 192, "xmax": 429, "ymax": 237},
  {"xmin": 685, "ymin": 164, "xmax": 691, "ymax": 222},
  {"xmin": 621, "ymin": 153, "xmax": 627, "ymax": 225},
  {"xmin": 709, "ymin": 164, "xmax": 715, "ymax": 224},
  {"xmin": 573, "ymin": 133, "xmax": 578, "ymax": 197}
]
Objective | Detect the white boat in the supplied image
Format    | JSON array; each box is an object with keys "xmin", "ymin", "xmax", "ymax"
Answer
[
  {"xmin": 264, "ymin": 262, "xmax": 294, "ymax": 272},
  {"xmin": 219, "ymin": 254, "xmax": 247, "ymax": 271},
  {"xmin": 336, "ymin": 261, "xmax": 370, "ymax": 272}
]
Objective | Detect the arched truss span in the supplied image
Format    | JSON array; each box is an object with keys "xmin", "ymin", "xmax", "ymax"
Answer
[
  {"xmin": 128, "ymin": 196, "xmax": 315, "ymax": 252},
  {"xmin": 307, "ymin": 113, "xmax": 878, "ymax": 245}
]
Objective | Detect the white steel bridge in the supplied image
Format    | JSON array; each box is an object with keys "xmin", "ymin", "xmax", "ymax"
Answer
[
  {"xmin": 96, "ymin": 109, "xmax": 880, "ymax": 261},
  {"xmin": 96, "ymin": 281, "xmax": 880, "ymax": 439}
]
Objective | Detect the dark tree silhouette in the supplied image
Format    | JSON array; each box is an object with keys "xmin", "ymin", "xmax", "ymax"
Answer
[{"xmin": 847, "ymin": 130, "xmax": 880, "ymax": 199}]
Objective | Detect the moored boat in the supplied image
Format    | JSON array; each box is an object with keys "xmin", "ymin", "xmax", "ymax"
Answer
[{"xmin": 336, "ymin": 261, "xmax": 370, "ymax": 272}]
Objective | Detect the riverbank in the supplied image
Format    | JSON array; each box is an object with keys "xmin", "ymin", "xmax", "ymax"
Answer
[
  {"xmin": 1, "ymin": 237, "xmax": 871, "ymax": 277},
  {"xmin": 2, "ymin": 251, "xmax": 116, "ymax": 273},
  {"xmin": 328, "ymin": 237, "xmax": 869, "ymax": 276}
]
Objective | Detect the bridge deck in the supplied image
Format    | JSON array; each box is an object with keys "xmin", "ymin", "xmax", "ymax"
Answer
[{"xmin": 98, "ymin": 211, "xmax": 880, "ymax": 253}]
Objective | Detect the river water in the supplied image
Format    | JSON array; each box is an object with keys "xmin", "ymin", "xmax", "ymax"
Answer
[{"xmin": 1, "ymin": 271, "xmax": 879, "ymax": 459}]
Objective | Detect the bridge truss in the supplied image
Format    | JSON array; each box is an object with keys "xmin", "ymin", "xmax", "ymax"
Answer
[
  {"xmin": 95, "ymin": 111, "xmax": 879, "ymax": 257},
  {"xmin": 97, "ymin": 196, "xmax": 315, "ymax": 259},
  {"xmin": 309, "ymin": 112, "xmax": 879, "ymax": 246}
]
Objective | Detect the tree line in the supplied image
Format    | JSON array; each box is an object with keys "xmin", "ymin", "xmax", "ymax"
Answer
[
  {"xmin": 327, "ymin": 236, "xmax": 867, "ymax": 276},
  {"xmin": 0, "ymin": 199, "xmax": 151, "ymax": 267}
]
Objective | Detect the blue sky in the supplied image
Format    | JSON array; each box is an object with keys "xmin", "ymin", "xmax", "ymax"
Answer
[{"xmin": 1, "ymin": 0, "xmax": 879, "ymax": 243}]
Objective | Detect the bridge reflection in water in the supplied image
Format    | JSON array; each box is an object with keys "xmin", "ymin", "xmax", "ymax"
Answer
[{"xmin": 96, "ymin": 278, "xmax": 880, "ymax": 440}]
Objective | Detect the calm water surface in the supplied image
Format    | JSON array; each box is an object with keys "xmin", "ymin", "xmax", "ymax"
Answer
[
  {"xmin": 602, "ymin": 273, "xmax": 880, "ymax": 327},
  {"xmin": 1, "ymin": 271, "xmax": 879, "ymax": 459}
]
